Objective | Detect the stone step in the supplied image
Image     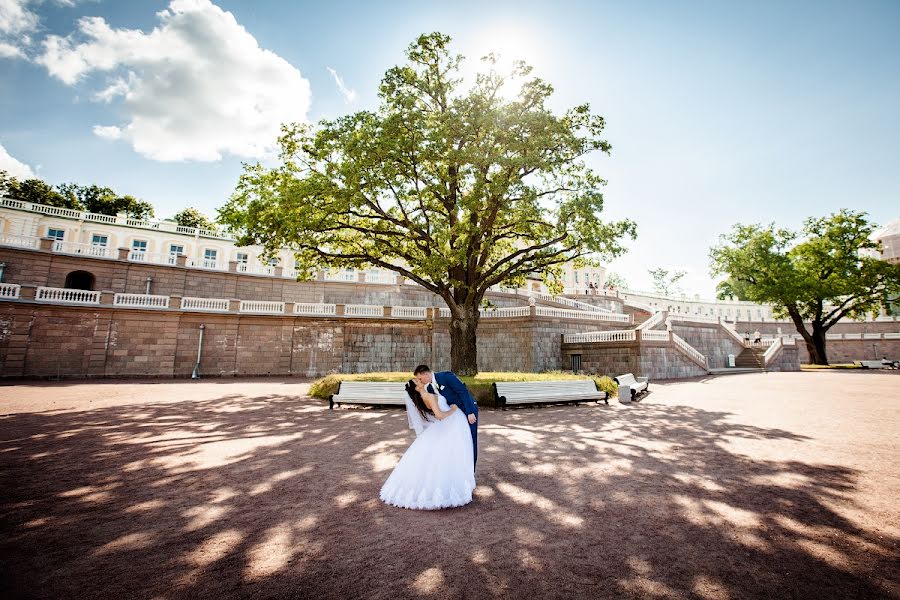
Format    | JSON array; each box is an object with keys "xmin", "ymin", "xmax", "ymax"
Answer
[{"xmin": 708, "ymin": 367, "xmax": 766, "ymax": 375}]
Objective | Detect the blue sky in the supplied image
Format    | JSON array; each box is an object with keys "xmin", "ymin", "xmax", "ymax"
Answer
[{"xmin": 1, "ymin": 0, "xmax": 898, "ymax": 297}]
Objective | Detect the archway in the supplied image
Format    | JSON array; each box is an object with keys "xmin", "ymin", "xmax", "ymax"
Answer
[{"xmin": 64, "ymin": 271, "xmax": 95, "ymax": 291}]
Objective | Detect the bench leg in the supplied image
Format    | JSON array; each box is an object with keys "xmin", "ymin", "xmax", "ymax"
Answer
[{"xmin": 329, "ymin": 397, "xmax": 334, "ymax": 410}]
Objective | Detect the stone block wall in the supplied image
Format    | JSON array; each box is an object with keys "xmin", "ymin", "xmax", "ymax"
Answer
[
  {"xmin": 670, "ymin": 323, "xmax": 744, "ymax": 369},
  {"xmin": 561, "ymin": 339, "xmax": 707, "ymax": 380},
  {"xmin": 638, "ymin": 345, "xmax": 708, "ymax": 380},
  {"xmin": 765, "ymin": 345, "xmax": 800, "ymax": 372}
]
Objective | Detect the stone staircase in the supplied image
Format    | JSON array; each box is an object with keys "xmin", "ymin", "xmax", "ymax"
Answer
[{"xmin": 735, "ymin": 347, "xmax": 766, "ymax": 369}]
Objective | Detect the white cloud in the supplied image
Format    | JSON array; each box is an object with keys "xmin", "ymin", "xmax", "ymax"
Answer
[
  {"xmin": 0, "ymin": 0, "xmax": 39, "ymax": 58},
  {"xmin": 326, "ymin": 66, "xmax": 357, "ymax": 104},
  {"xmin": 37, "ymin": 0, "xmax": 312, "ymax": 162},
  {"xmin": 0, "ymin": 142, "xmax": 37, "ymax": 179}
]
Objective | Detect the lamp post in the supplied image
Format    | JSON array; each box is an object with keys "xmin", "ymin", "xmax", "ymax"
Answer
[
  {"xmin": 192, "ymin": 324, "xmax": 205, "ymax": 379},
  {"xmin": 145, "ymin": 276, "xmax": 152, "ymax": 295}
]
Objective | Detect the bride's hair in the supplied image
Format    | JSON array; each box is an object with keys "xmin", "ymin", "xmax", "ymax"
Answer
[{"xmin": 405, "ymin": 379, "xmax": 434, "ymax": 421}]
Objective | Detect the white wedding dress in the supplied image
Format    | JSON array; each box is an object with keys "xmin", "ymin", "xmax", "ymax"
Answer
[{"xmin": 380, "ymin": 393, "xmax": 476, "ymax": 510}]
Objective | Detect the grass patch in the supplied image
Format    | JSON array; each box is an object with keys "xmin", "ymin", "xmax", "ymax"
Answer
[
  {"xmin": 801, "ymin": 363, "xmax": 863, "ymax": 370},
  {"xmin": 309, "ymin": 371, "xmax": 618, "ymax": 408}
]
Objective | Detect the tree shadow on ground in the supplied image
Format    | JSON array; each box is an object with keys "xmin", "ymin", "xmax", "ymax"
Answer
[{"xmin": 0, "ymin": 391, "xmax": 897, "ymax": 599}]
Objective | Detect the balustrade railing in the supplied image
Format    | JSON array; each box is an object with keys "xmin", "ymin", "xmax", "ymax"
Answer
[
  {"xmin": 239, "ymin": 300, "xmax": 285, "ymax": 314},
  {"xmin": 672, "ymin": 333, "xmax": 708, "ymax": 366},
  {"xmin": 0, "ymin": 283, "xmax": 21, "ymax": 298},
  {"xmin": 53, "ymin": 241, "xmax": 112, "ymax": 258},
  {"xmin": 128, "ymin": 250, "xmax": 178, "ymax": 265},
  {"xmin": 344, "ymin": 304, "xmax": 384, "ymax": 318},
  {"xmin": 35, "ymin": 286, "xmax": 101, "ymax": 305},
  {"xmin": 636, "ymin": 311, "xmax": 665, "ymax": 330},
  {"xmin": 763, "ymin": 338, "xmax": 784, "ymax": 365},
  {"xmin": 535, "ymin": 306, "xmax": 630, "ymax": 322},
  {"xmin": 640, "ymin": 329, "xmax": 670, "ymax": 341},
  {"xmin": 563, "ymin": 330, "xmax": 637, "ymax": 344},
  {"xmin": 482, "ymin": 306, "xmax": 531, "ymax": 318},
  {"xmin": 0, "ymin": 233, "xmax": 39, "ymax": 248},
  {"xmin": 182, "ymin": 297, "xmax": 229, "ymax": 312},
  {"xmin": 293, "ymin": 303, "xmax": 337, "ymax": 316},
  {"xmin": 391, "ymin": 306, "xmax": 427, "ymax": 319},
  {"xmin": 113, "ymin": 293, "xmax": 170, "ymax": 308}
]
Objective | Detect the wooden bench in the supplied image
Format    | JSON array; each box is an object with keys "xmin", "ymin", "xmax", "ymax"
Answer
[
  {"xmin": 329, "ymin": 381, "xmax": 408, "ymax": 409},
  {"xmin": 493, "ymin": 380, "xmax": 607, "ymax": 410},
  {"xmin": 614, "ymin": 373, "xmax": 649, "ymax": 400}
]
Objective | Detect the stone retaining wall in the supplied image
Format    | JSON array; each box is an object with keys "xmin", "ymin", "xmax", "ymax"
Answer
[
  {"xmin": 669, "ymin": 323, "xmax": 744, "ymax": 369},
  {"xmin": 561, "ymin": 339, "xmax": 708, "ymax": 380}
]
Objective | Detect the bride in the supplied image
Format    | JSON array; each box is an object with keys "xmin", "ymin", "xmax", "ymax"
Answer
[{"xmin": 380, "ymin": 379, "xmax": 476, "ymax": 510}]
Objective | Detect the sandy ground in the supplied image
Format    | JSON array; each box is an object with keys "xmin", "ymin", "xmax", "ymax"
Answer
[{"xmin": 1, "ymin": 371, "xmax": 898, "ymax": 600}]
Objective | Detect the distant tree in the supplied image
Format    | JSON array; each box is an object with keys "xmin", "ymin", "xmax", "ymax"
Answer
[
  {"xmin": 710, "ymin": 209, "xmax": 900, "ymax": 365},
  {"xmin": 57, "ymin": 183, "xmax": 154, "ymax": 219},
  {"xmin": 605, "ymin": 271, "xmax": 628, "ymax": 290},
  {"xmin": 116, "ymin": 195, "xmax": 155, "ymax": 220},
  {"xmin": 648, "ymin": 267, "xmax": 686, "ymax": 296},
  {"xmin": 8, "ymin": 177, "xmax": 77, "ymax": 209},
  {"xmin": 173, "ymin": 207, "xmax": 216, "ymax": 230}
]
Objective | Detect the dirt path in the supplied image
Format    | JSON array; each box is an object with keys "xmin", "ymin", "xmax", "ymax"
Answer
[{"xmin": 1, "ymin": 372, "xmax": 898, "ymax": 599}]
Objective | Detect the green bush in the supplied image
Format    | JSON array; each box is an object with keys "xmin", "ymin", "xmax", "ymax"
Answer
[
  {"xmin": 593, "ymin": 375, "xmax": 618, "ymax": 397},
  {"xmin": 308, "ymin": 371, "xmax": 616, "ymax": 408}
]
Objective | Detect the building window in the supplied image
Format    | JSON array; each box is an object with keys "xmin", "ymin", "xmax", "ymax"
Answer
[
  {"xmin": 204, "ymin": 249, "xmax": 218, "ymax": 261},
  {"xmin": 169, "ymin": 244, "xmax": 184, "ymax": 255},
  {"xmin": 132, "ymin": 239, "xmax": 147, "ymax": 252},
  {"xmin": 236, "ymin": 252, "xmax": 248, "ymax": 264},
  {"xmin": 48, "ymin": 228, "xmax": 65, "ymax": 240},
  {"xmin": 91, "ymin": 234, "xmax": 108, "ymax": 246},
  {"xmin": 571, "ymin": 354, "xmax": 582, "ymax": 373},
  {"xmin": 267, "ymin": 257, "xmax": 279, "ymax": 267}
]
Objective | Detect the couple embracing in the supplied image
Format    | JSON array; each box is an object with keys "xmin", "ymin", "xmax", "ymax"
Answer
[{"xmin": 380, "ymin": 365, "xmax": 478, "ymax": 510}]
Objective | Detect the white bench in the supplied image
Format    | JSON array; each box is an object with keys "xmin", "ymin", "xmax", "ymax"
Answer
[
  {"xmin": 329, "ymin": 381, "xmax": 408, "ymax": 409},
  {"xmin": 493, "ymin": 380, "xmax": 607, "ymax": 410},
  {"xmin": 855, "ymin": 360, "xmax": 899, "ymax": 370},
  {"xmin": 614, "ymin": 373, "xmax": 649, "ymax": 400}
]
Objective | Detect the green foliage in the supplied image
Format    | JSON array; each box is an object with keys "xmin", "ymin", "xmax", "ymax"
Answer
[
  {"xmin": 648, "ymin": 267, "xmax": 686, "ymax": 296},
  {"xmin": 593, "ymin": 375, "xmax": 618, "ymax": 397},
  {"xmin": 1, "ymin": 172, "xmax": 75, "ymax": 209},
  {"xmin": 173, "ymin": 207, "xmax": 217, "ymax": 230},
  {"xmin": 307, "ymin": 370, "xmax": 613, "ymax": 408},
  {"xmin": 710, "ymin": 209, "xmax": 900, "ymax": 364},
  {"xmin": 219, "ymin": 32, "xmax": 636, "ymax": 374},
  {"xmin": 605, "ymin": 272, "xmax": 627, "ymax": 290}
]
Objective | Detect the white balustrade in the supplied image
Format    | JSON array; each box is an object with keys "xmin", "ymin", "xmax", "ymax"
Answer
[
  {"xmin": 83, "ymin": 212, "xmax": 116, "ymax": 223},
  {"xmin": 482, "ymin": 306, "xmax": 531, "ymax": 318},
  {"xmin": 438, "ymin": 307, "xmax": 451, "ymax": 318},
  {"xmin": 186, "ymin": 257, "xmax": 224, "ymax": 270},
  {"xmin": 324, "ymin": 270, "xmax": 358, "ymax": 282},
  {"xmin": 364, "ymin": 271, "xmax": 398, "ymax": 285},
  {"xmin": 293, "ymin": 303, "xmax": 337, "ymax": 316},
  {"xmin": 636, "ymin": 311, "xmax": 665, "ymax": 331},
  {"xmin": 672, "ymin": 333, "xmax": 707, "ymax": 366},
  {"xmin": 182, "ymin": 297, "xmax": 230, "ymax": 312},
  {"xmin": 563, "ymin": 330, "xmax": 636, "ymax": 344},
  {"xmin": 128, "ymin": 250, "xmax": 178, "ymax": 266},
  {"xmin": 862, "ymin": 332, "xmax": 882, "ymax": 339},
  {"xmin": 535, "ymin": 306, "xmax": 630, "ymax": 322},
  {"xmin": 391, "ymin": 306, "xmax": 427, "ymax": 319},
  {"xmin": 667, "ymin": 313, "xmax": 721, "ymax": 324},
  {"xmin": 344, "ymin": 304, "xmax": 384, "ymax": 317},
  {"xmin": 113, "ymin": 293, "xmax": 170, "ymax": 308},
  {"xmin": 640, "ymin": 329, "xmax": 670, "ymax": 341},
  {"xmin": 0, "ymin": 233, "xmax": 39, "ymax": 248},
  {"xmin": 239, "ymin": 300, "xmax": 285, "ymax": 314},
  {"xmin": 237, "ymin": 263, "xmax": 274, "ymax": 276},
  {"xmin": 763, "ymin": 338, "xmax": 784, "ymax": 365},
  {"xmin": 0, "ymin": 283, "xmax": 21, "ymax": 298},
  {"xmin": 53, "ymin": 241, "xmax": 112, "ymax": 258},
  {"xmin": 35, "ymin": 286, "xmax": 101, "ymax": 305}
]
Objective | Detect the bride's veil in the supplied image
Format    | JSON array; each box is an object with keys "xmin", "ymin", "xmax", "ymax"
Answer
[{"xmin": 404, "ymin": 382, "xmax": 432, "ymax": 436}]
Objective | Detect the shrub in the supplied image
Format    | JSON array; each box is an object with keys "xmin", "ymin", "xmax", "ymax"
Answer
[{"xmin": 592, "ymin": 375, "xmax": 618, "ymax": 397}]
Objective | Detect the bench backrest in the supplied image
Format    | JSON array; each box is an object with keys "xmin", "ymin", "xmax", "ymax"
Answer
[
  {"xmin": 494, "ymin": 380, "xmax": 600, "ymax": 397},
  {"xmin": 336, "ymin": 381, "xmax": 409, "ymax": 397},
  {"xmin": 614, "ymin": 373, "xmax": 637, "ymax": 386}
]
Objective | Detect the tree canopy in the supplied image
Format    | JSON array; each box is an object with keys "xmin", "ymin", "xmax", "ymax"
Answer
[
  {"xmin": 173, "ymin": 207, "xmax": 217, "ymax": 231},
  {"xmin": 710, "ymin": 209, "xmax": 900, "ymax": 364},
  {"xmin": 648, "ymin": 267, "xmax": 686, "ymax": 296},
  {"xmin": 219, "ymin": 32, "xmax": 636, "ymax": 374},
  {"xmin": 2, "ymin": 172, "xmax": 154, "ymax": 220}
]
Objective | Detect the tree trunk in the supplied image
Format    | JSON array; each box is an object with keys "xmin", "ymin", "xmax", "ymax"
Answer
[
  {"xmin": 806, "ymin": 323, "xmax": 829, "ymax": 365},
  {"xmin": 449, "ymin": 304, "xmax": 479, "ymax": 376}
]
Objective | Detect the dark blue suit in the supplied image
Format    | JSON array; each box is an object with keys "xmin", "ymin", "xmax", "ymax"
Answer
[{"xmin": 429, "ymin": 371, "xmax": 478, "ymax": 468}]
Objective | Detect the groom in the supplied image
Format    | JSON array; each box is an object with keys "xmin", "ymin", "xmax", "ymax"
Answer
[{"xmin": 414, "ymin": 364, "xmax": 478, "ymax": 468}]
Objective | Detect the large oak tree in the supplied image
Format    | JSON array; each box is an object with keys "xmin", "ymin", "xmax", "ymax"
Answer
[
  {"xmin": 219, "ymin": 33, "xmax": 636, "ymax": 374},
  {"xmin": 710, "ymin": 209, "xmax": 900, "ymax": 365}
]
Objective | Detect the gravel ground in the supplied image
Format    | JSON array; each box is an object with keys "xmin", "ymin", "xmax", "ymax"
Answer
[{"xmin": 1, "ymin": 371, "xmax": 898, "ymax": 600}]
